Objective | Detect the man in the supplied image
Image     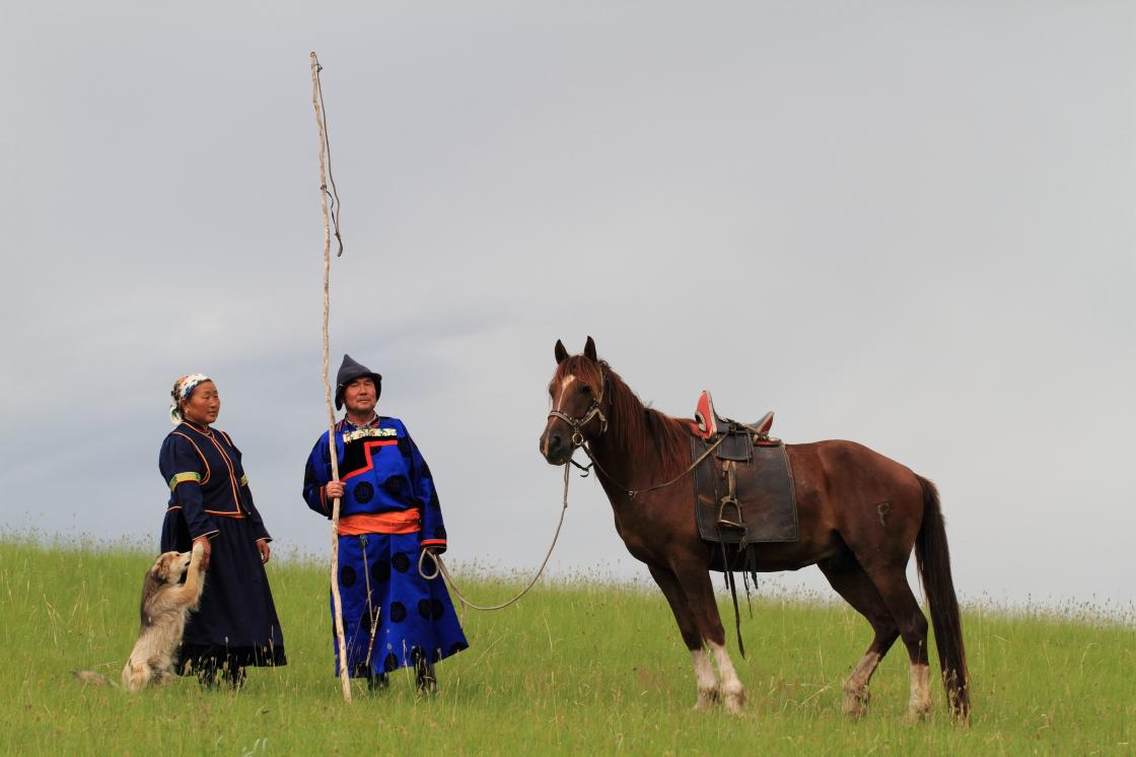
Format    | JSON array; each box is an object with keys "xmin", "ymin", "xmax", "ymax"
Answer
[{"xmin": 303, "ymin": 354, "xmax": 467, "ymax": 692}]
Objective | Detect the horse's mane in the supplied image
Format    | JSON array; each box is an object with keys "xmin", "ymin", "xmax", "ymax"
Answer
[{"xmin": 558, "ymin": 356, "xmax": 691, "ymax": 474}]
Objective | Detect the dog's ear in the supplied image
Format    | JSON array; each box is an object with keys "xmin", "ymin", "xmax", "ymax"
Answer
[{"xmin": 151, "ymin": 552, "xmax": 178, "ymax": 582}]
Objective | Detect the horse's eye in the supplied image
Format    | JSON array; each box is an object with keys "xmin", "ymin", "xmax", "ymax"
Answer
[{"xmin": 581, "ymin": 384, "xmax": 593, "ymax": 395}]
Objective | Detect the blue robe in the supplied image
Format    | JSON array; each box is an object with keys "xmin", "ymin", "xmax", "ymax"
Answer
[{"xmin": 303, "ymin": 416, "xmax": 467, "ymax": 676}]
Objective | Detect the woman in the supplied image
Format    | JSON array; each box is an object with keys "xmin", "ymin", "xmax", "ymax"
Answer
[
  {"xmin": 303, "ymin": 354, "xmax": 467, "ymax": 693},
  {"xmin": 159, "ymin": 374, "xmax": 286, "ymax": 688}
]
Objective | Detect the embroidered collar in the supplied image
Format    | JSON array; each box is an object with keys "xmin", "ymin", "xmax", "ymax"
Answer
[{"xmin": 342, "ymin": 413, "xmax": 380, "ymax": 430}]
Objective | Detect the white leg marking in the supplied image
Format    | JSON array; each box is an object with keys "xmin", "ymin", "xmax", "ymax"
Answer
[
  {"xmin": 842, "ymin": 651, "xmax": 881, "ymax": 717},
  {"xmin": 691, "ymin": 648, "xmax": 718, "ymax": 710},
  {"xmin": 907, "ymin": 662, "xmax": 932, "ymax": 719},
  {"xmin": 709, "ymin": 641, "xmax": 746, "ymax": 714}
]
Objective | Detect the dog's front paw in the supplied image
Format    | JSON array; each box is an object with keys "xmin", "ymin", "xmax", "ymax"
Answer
[{"xmin": 192, "ymin": 541, "xmax": 205, "ymax": 558}]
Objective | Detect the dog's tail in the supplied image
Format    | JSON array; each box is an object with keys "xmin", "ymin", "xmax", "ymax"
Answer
[{"xmin": 73, "ymin": 670, "xmax": 115, "ymax": 687}]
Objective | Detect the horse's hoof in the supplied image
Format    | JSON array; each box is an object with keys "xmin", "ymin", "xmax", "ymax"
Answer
[
  {"xmin": 842, "ymin": 687, "xmax": 870, "ymax": 718},
  {"xmin": 694, "ymin": 687, "xmax": 720, "ymax": 711},
  {"xmin": 723, "ymin": 686, "xmax": 746, "ymax": 715},
  {"xmin": 905, "ymin": 704, "xmax": 932, "ymax": 723}
]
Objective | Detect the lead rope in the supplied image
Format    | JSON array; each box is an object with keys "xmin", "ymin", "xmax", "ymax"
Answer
[{"xmin": 418, "ymin": 463, "xmax": 571, "ymax": 612}]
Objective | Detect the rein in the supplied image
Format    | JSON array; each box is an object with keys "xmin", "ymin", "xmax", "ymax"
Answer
[
  {"xmin": 581, "ymin": 435, "xmax": 726, "ymax": 499},
  {"xmin": 419, "ymin": 463, "xmax": 572, "ymax": 612}
]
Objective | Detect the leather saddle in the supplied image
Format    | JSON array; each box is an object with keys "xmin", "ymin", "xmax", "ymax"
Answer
[
  {"xmin": 690, "ymin": 391, "xmax": 799, "ymax": 570},
  {"xmin": 693, "ymin": 390, "xmax": 776, "ymax": 444}
]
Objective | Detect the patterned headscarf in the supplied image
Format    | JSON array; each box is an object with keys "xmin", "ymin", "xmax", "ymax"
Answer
[{"xmin": 170, "ymin": 374, "xmax": 213, "ymax": 424}]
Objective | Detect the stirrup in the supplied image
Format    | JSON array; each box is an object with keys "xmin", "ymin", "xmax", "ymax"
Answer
[{"xmin": 716, "ymin": 497, "xmax": 744, "ymax": 530}]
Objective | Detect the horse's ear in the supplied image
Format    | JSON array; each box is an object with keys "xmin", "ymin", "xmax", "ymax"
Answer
[
  {"xmin": 584, "ymin": 336, "xmax": 597, "ymax": 363},
  {"xmin": 554, "ymin": 339, "xmax": 569, "ymax": 364}
]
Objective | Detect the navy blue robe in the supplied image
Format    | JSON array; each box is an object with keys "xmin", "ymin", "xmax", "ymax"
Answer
[{"xmin": 160, "ymin": 421, "xmax": 286, "ymax": 672}]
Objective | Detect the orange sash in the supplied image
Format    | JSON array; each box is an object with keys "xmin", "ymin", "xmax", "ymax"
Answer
[{"xmin": 338, "ymin": 509, "xmax": 420, "ymax": 536}]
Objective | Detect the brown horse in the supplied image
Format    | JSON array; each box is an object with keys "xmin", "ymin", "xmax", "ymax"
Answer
[{"xmin": 539, "ymin": 337, "xmax": 969, "ymax": 720}]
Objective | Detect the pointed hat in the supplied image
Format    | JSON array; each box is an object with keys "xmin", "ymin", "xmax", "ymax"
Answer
[{"xmin": 334, "ymin": 354, "xmax": 382, "ymax": 410}]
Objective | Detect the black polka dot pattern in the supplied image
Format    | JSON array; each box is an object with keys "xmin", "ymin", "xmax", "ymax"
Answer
[
  {"xmin": 397, "ymin": 438, "xmax": 411, "ymax": 458},
  {"xmin": 382, "ymin": 477, "xmax": 408, "ymax": 498},
  {"xmin": 391, "ymin": 552, "xmax": 410, "ymax": 573},
  {"xmin": 383, "ymin": 653, "xmax": 397, "ymax": 673},
  {"xmin": 339, "ymin": 566, "xmax": 356, "ymax": 587},
  {"xmin": 353, "ymin": 481, "xmax": 374, "ymax": 504},
  {"xmin": 389, "ymin": 602, "xmax": 406, "ymax": 623},
  {"xmin": 417, "ymin": 599, "xmax": 432, "ymax": 620},
  {"xmin": 371, "ymin": 559, "xmax": 390, "ymax": 583}
]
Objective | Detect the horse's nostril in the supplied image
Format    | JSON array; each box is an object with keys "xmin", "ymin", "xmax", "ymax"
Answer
[{"xmin": 550, "ymin": 433, "xmax": 563, "ymax": 450}]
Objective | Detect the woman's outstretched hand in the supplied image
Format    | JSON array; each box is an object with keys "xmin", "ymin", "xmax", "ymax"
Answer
[{"xmin": 192, "ymin": 535, "xmax": 212, "ymax": 572}]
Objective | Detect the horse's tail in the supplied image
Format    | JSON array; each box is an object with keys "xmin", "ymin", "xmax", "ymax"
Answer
[{"xmin": 914, "ymin": 475, "xmax": 970, "ymax": 721}]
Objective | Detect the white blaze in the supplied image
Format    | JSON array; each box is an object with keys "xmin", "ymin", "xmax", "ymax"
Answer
[{"xmin": 554, "ymin": 374, "xmax": 576, "ymax": 412}]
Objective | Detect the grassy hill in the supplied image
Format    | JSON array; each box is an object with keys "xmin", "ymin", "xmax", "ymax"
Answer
[{"xmin": 1, "ymin": 538, "xmax": 1132, "ymax": 754}]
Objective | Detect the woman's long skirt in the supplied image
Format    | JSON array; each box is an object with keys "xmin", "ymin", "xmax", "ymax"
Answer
[
  {"xmin": 161, "ymin": 512, "xmax": 287, "ymax": 674},
  {"xmin": 334, "ymin": 532, "xmax": 467, "ymax": 677}
]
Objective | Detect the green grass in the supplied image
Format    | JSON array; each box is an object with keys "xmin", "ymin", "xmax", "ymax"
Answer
[{"xmin": 1, "ymin": 539, "xmax": 1132, "ymax": 755}]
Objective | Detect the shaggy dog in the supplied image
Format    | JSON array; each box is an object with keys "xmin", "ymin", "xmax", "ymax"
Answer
[
  {"xmin": 118, "ymin": 542, "xmax": 207, "ymax": 691},
  {"xmin": 74, "ymin": 543, "xmax": 206, "ymax": 690}
]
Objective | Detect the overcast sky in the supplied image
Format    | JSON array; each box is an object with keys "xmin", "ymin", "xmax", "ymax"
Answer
[{"xmin": 1, "ymin": 2, "xmax": 1133, "ymax": 612}]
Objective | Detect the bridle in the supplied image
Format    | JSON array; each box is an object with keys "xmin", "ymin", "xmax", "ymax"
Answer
[
  {"xmin": 546, "ymin": 366, "xmax": 609, "ymax": 448},
  {"xmin": 545, "ymin": 362, "xmax": 728, "ymax": 499}
]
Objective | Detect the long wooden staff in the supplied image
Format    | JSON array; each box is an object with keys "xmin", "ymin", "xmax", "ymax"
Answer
[{"xmin": 310, "ymin": 50, "xmax": 351, "ymax": 703}]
